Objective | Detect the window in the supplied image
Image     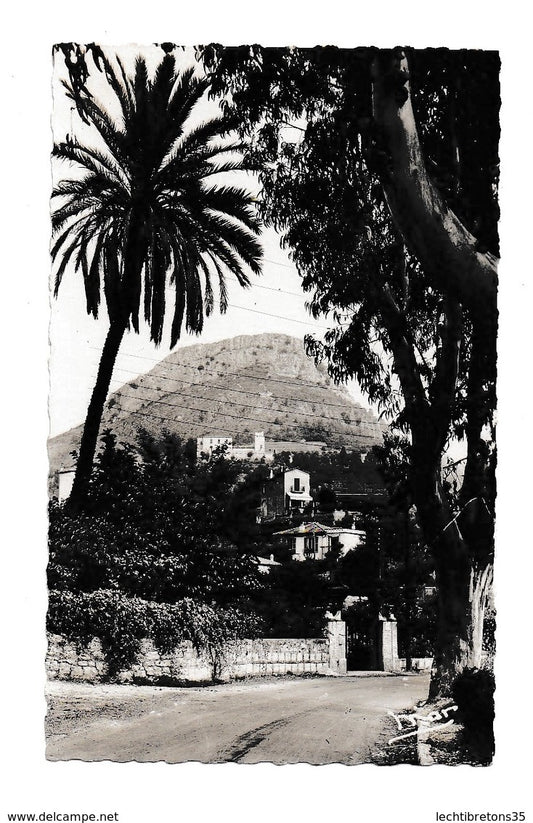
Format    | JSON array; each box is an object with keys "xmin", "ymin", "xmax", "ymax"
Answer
[{"xmin": 294, "ymin": 477, "xmax": 300, "ymax": 491}]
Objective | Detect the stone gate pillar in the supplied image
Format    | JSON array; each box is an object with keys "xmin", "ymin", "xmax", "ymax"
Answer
[
  {"xmin": 378, "ymin": 614, "xmax": 399, "ymax": 672},
  {"xmin": 326, "ymin": 611, "xmax": 347, "ymax": 674}
]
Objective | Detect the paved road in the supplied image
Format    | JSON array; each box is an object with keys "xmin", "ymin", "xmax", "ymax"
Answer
[{"xmin": 46, "ymin": 674, "xmax": 430, "ymax": 764}]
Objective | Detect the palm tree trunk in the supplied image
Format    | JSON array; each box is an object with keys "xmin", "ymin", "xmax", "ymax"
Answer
[{"xmin": 67, "ymin": 319, "xmax": 127, "ymax": 511}]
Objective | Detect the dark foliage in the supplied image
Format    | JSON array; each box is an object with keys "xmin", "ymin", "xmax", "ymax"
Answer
[
  {"xmin": 48, "ymin": 431, "xmax": 264, "ymax": 676},
  {"xmin": 275, "ymin": 447, "xmax": 385, "ymax": 496},
  {"xmin": 252, "ymin": 559, "xmax": 335, "ymax": 638},
  {"xmin": 452, "ymin": 667, "xmax": 495, "ymax": 764}
]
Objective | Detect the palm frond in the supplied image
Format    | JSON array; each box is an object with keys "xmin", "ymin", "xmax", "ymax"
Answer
[
  {"xmin": 206, "ymin": 251, "xmax": 229, "ymax": 313},
  {"xmin": 170, "ymin": 269, "xmax": 186, "ymax": 348},
  {"xmin": 76, "ymin": 93, "xmax": 130, "ymax": 172},
  {"xmin": 51, "ymin": 212, "xmax": 95, "ymax": 261},
  {"xmin": 52, "ymin": 196, "xmax": 100, "ymax": 234},
  {"xmin": 158, "ymin": 116, "xmax": 237, "ymax": 176},
  {"xmin": 53, "ymin": 234, "xmax": 82, "ymax": 295},
  {"xmin": 157, "ymin": 141, "xmax": 248, "ymax": 192},
  {"xmin": 53, "ymin": 50, "xmax": 262, "ymax": 345},
  {"xmin": 99, "ymin": 51, "xmax": 135, "ymax": 126},
  {"xmin": 200, "ymin": 184, "xmax": 261, "ymax": 232},
  {"xmin": 53, "ymin": 139, "xmax": 130, "ymax": 190},
  {"xmin": 165, "ymin": 69, "xmax": 209, "ymax": 142},
  {"xmin": 189, "ymin": 208, "xmax": 262, "ymax": 277},
  {"xmin": 115, "ymin": 55, "xmax": 136, "ymax": 118}
]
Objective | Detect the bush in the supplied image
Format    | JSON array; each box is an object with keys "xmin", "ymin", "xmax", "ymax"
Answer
[
  {"xmin": 48, "ymin": 433, "xmax": 268, "ymax": 682},
  {"xmin": 47, "ymin": 589, "xmax": 260, "ymax": 681},
  {"xmin": 452, "ymin": 667, "xmax": 495, "ymax": 764},
  {"xmin": 47, "ymin": 589, "xmax": 150, "ymax": 675}
]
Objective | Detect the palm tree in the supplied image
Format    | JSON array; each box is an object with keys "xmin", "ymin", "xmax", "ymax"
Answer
[{"xmin": 51, "ymin": 47, "xmax": 262, "ymax": 509}]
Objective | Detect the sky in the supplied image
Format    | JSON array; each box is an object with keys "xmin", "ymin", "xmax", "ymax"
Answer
[
  {"xmin": 49, "ymin": 225, "xmax": 358, "ymax": 436},
  {"xmin": 49, "ymin": 46, "xmax": 371, "ymax": 437}
]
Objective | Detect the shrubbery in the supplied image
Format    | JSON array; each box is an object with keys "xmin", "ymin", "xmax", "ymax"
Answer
[
  {"xmin": 452, "ymin": 667, "xmax": 495, "ymax": 764},
  {"xmin": 48, "ymin": 431, "xmax": 264, "ymax": 679},
  {"xmin": 48, "ymin": 589, "xmax": 259, "ymax": 679}
]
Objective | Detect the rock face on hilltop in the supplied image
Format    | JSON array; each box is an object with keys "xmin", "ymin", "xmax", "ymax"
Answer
[{"xmin": 48, "ymin": 333, "xmax": 385, "ymax": 484}]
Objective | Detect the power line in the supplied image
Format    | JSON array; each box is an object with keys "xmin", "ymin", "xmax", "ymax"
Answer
[
  {"xmin": 226, "ymin": 303, "xmax": 331, "ymax": 329},
  {"xmin": 101, "ymin": 360, "xmax": 372, "ymax": 417},
  {"xmin": 90, "ymin": 344, "xmax": 352, "ymax": 398},
  {"xmin": 110, "ymin": 406, "xmax": 239, "ymax": 438},
  {"xmin": 102, "ymin": 384, "xmax": 381, "ymax": 440},
  {"xmin": 107, "ymin": 384, "xmax": 380, "ymax": 436},
  {"xmin": 262, "ymin": 257, "xmax": 295, "ymax": 270},
  {"xmin": 111, "ymin": 398, "xmax": 380, "ymax": 442},
  {"xmin": 227, "ymin": 277, "xmax": 305, "ymax": 298}
]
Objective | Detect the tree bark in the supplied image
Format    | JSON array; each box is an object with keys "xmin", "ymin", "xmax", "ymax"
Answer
[
  {"xmin": 66, "ymin": 319, "xmax": 127, "ymax": 511},
  {"xmin": 410, "ymin": 459, "xmax": 493, "ymax": 698},
  {"xmin": 429, "ymin": 554, "xmax": 493, "ymax": 699},
  {"xmin": 371, "ymin": 49, "xmax": 498, "ymax": 324},
  {"xmin": 370, "ymin": 50, "xmax": 497, "ymax": 698},
  {"xmin": 403, "ymin": 505, "xmax": 413, "ymax": 673}
]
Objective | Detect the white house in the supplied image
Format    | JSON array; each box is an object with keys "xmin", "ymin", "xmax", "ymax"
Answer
[
  {"xmin": 230, "ymin": 432, "xmax": 273, "ymax": 462},
  {"xmin": 274, "ymin": 521, "xmax": 365, "ymax": 561},
  {"xmin": 283, "ymin": 468, "xmax": 312, "ymax": 512},
  {"xmin": 197, "ymin": 432, "xmax": 273, "ymax": 462},
  {"xmin": 260, "ymin": 467, "xmax": 313, "ymax": 519},
  {"xmin": 196, "ymin": 435, "xmax": 233, "ymax": 459}
]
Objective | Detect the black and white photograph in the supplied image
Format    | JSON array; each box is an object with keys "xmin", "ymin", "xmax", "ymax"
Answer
[
  {"xmin": 45, "ymin": 40, "xmax": 499, "ymax": 767},
  {"xmin": 2, "ymin": 3, "xmax": 532, "ymax": 822}
]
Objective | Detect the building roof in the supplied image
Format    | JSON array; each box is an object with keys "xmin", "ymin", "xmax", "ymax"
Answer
[
  {"xmin": 286, "ymin": 491, "xmax": 313, "ymax": 502},
  {"xmin": 274, "ymin": 521, "xmax": 333, "ymax": 536},
  {"xmin": 328, "ymin": 527, "xmax": 365, "ymax": 537},
  {"xmin": 274, "ymin": 522, "xmax": 365, "ymax": 537}
]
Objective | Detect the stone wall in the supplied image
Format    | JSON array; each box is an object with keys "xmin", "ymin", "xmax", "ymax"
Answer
[{"xmin": 47, "ymin": 621, "xmax": 346, "ymax": 684}]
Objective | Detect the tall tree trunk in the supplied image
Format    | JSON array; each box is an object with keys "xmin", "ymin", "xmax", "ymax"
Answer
[
  {"xmin": 371, "ymin": 52, "xmax": 498, "ymax": 698},
  {"xmin": 430, "ymin": 556, "xmax": 493, "ymax": 699},
  {"xmin": 403, "ymin": 505, "xmax": 413, "ymax": 673},
  {"xmin": 67, "ymin": 319, "xmax": 127, "ymax": 511},
  {"xmin": 412, "ymin": 462, "xmax": 493, "ymax": 698},
  {"xmin": 371, "ymin": 49, "xmax": 498, "ymax": 323}
]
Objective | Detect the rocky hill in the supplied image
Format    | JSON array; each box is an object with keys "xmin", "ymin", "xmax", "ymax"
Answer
[{"xmin": 48, "ymin": 333, "xmax": 385, "ymax": 481}]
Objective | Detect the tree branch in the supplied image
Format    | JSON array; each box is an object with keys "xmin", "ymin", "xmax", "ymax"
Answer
[
  {"xmin": 429, "ymin": 298, "xmax": 462, "ymax": 455},
  {"xmin": 371, "ymin": 49, "xmax": 498, "ymax": 323},
  {"xmin": 378, "ymin": 283, "xmax": 429, "ymax": 432}
]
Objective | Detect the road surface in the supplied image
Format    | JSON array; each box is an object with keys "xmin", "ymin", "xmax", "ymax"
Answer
[{"xmin": 46, "ymin": 673, "xmax": 429, "ymax": 764}]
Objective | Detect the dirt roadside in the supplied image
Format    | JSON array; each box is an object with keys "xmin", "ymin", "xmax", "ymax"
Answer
[{"xmin": 46, "ymin": 673, "xmax": 430, "ymax": 764}]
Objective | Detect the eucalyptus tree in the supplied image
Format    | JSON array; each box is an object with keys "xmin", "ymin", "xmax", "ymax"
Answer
[
  {"xmin": 199, "ymin": 45, "xmax": 499, "ymax": 697},
  {"xmin": 51, "ymin": 45, "xmax": 262, "ymax": 509}
]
